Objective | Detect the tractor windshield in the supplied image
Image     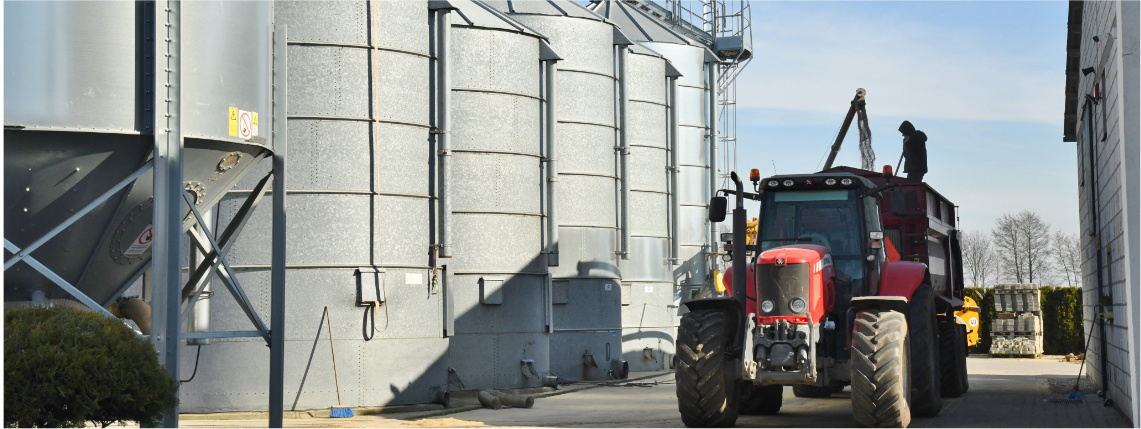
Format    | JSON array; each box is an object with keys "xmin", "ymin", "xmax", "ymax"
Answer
[{"xmin": 758, "ymin": 189, "xmax": 864, "ymax": 281}]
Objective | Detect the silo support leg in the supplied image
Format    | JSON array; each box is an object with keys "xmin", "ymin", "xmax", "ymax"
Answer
[
  {"xmin": 182, "ymin": 191, "xmax": 271, "ymax": 345},
  {"xmin": 179, "ymin": 172, "xmax": 273, "ymax": 302}
]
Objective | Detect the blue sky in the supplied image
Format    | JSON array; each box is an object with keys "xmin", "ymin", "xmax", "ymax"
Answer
[{"xmin": 727, "ymin": 1, "xmax": 1077, "ymax": 235}]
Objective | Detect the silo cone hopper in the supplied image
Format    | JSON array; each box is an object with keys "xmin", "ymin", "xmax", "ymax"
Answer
[{"xmin": 4, "ymin": 1, "xmax": 276, "ymax": 314}]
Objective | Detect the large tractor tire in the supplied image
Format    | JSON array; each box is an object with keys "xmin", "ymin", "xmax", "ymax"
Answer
[
  {"xmin": 676, "ymin": 309, "xmax": 739, "ymax": 428},
  {"xmin": 851, "ymin": 310, "xmax": 911, "ymax": 428},
  {"xmin": 792, "ymin": 384, "xmax": 838, "ymax": 398},
  {"xmin": 739, "ymin": 383, "xmax": 783, "ymax": 415},
  {"xmin": 908, "ymin": 284, "xmax": 943, "ymax": 417},
  {"xmin": 939, "ymin": 318, "xmax": 969, "ymax": 397}
]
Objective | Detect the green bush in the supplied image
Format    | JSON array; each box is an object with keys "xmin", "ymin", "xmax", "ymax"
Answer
[
  {"xmin": 1040, "ymin": 286, "xmax": 1084, "ymax": 355},
  {"xmin": 5, "ymin": 306, "xmax": 178, "ymax": 428},
  {"xmin": 962, "ymin": 286, "xmax": 1084, "ymax": 355}
]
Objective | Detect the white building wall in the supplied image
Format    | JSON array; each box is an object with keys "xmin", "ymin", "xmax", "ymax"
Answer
[{"xmin": 1073, "ymin": 0, "xmax": 1139, "ymax": 424}]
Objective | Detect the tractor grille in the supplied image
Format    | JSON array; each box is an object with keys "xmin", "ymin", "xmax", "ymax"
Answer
[{"xmin": 755, "ymin": 263, "xmax": 810, "ymax": 317}]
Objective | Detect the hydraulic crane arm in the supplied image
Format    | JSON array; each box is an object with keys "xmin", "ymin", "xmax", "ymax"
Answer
[{"xmin": 822, "ymin": 88, "xmax": 868, "ymax": 170}]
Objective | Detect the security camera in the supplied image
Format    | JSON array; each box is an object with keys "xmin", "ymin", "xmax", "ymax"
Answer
[{"xmin": 1093, "ymin": 31, "xmax": 1113, "ymax": 43}]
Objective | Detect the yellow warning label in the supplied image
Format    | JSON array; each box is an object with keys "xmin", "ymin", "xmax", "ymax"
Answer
[
  {"xmin": 229, "ymin": 107, "xmax": 239, "ymax": 137},
  {"xmin": 252, "ymin": 112, "xmax": 259, "ymax": 136}
]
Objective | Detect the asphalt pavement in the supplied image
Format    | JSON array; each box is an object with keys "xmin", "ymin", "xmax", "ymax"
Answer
[{"xmin": 180, "ymin": 355, "xmax": 1132, "ymax": 428}]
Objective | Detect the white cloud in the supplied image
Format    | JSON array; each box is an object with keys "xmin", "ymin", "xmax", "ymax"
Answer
[{"xmin": 735, "ymin": 3, "xmax": 1065, "ymax": 124}]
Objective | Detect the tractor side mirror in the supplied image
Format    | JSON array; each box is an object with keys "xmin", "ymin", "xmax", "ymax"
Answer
[{"xmin": 708, "ymin": 196, "xmax": 727, "ymax": 222}]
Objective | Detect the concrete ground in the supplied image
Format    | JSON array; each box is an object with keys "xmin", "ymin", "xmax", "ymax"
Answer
[{"xmin": 179, "ymin": 355, "xmax": 1132, "ymax": 428}]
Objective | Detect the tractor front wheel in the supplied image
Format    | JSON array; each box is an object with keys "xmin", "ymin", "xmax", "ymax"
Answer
[
  {"xmin": 851, "ymin": 309, "xmax": 911, "ymax": 428},
  {"xmin": 676, "ymin": 309, "xmax": 739, "ymax": 428}
]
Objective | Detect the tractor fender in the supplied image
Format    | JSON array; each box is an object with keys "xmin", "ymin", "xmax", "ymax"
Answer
[
  {"xmin": 683, "ymin": 297, "xmax": 746, "ymax": 350},
  {"xmin": 850, "ymin": 296, "xmax": 910, "ymax": 316},
  {"xmin": 879, "ymin": 260, "xmax": 929, "ymax": 300}
]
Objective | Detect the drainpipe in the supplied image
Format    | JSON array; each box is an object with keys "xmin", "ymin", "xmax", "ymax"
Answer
[
  {"xmin": 666, "ymin": 63, "xmax": 682, "ymax": 266},
  {"xmin": 705, "ymin": 55, "xmax": 720, "ymax": 258},
  {"xmin": 541, "ymin": 41, "xmax": 562, "ymax": 267},
  {"xmin": 1084, "ymin": 95, "xmax": 1110, "ymax": 399},
  {"xmin": 615, "ymin": 31, "xmax": 633, "ymax": 260},
  {"xmin": 434, "ymin": 4, "xmax": 454, "ymax": 258}
]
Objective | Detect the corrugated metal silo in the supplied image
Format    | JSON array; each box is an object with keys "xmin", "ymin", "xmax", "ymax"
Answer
[
  {"xmin": 443, "ymin": 0, "xmax": 552, "ymax": 389},
  {"xmin": 615, "ymin": 42, "xmax": 678, "ymax": 372},
  {"xmin": 591, "ymin": 0, "xmax": 719, "ymax": 306},
  {"xmin": 181, "ymin": 1, "xmax": 447, "ymax": 412},
  {"xmin": 486, "ymin": 0, "xmax": 624, "ymax": 380}
]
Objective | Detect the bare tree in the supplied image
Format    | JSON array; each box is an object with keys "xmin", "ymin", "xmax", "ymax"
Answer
[
  {"xmin": 991, "ymin": 211, "xmax": 1053, "ymax": 284},
  {"xmin": 960, "ymin": 230, "xmax": 997, "ymax": 288},
  {"xmin": 1051, "ymin": 231, "xmax": 1083, "ymax": 288},
  {"xmin": 1017, "ymin": 211, "xmax": 1054, "ymax": 284},
  {"xmin": 992, "ymin": 213, "xmax": 1025, "ymax": 282}
]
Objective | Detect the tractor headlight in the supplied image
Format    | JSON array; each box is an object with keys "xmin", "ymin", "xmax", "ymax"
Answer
[
  {"xmin": 825, "ymin": 178, "xmax": 837, "ymax": 185},
  {"xmin": 840, "ymin": 178, "xmax": 853, "ymax": 185},
  {"xmin": 767, "ymin": 180, "xmax": 779, "ymax": 187},
  {"xmin": 789, "ymin": 298, "xmax": 807, "ymax": 313},
  {"xmin": 760, "ymin": 300, "xmax": 775, "ymax": 313},
  {"xmin": 782, "ymin": 179, "xmax": 794, "ymax": 187}
]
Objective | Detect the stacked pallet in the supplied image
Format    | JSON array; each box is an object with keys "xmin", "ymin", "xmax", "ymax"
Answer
[{"xmin": 990, "ymin": 284, "xmax": 1043, "ymax": 357}]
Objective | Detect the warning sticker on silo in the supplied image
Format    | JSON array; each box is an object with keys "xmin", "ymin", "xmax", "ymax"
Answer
[
  {"xmin": 124, "ymin": 226, "xmax": 153, "ymax": 257},
  {"xmin": 229, "ymin": 107, "xmax": 239, "ymax": 136},
  {"xmin": 238, "ymin": 110, "xmax": 253, "ymax": 139}
]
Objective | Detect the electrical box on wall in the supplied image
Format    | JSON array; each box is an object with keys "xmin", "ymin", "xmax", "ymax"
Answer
[
  {"xmin": 356, "ymin": 267, "xmax": 384, "ymax": 306},
  {"xmin": 480, "ymin": 276, "xmax": 504, "ymax": 305}
]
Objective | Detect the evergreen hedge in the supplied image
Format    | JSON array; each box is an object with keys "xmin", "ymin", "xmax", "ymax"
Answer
[
  {"xmin": 963, "ymin": 286, "xmax": 1084, "ymax": 355},
  {"xmin": 5, "ymin": 306, "xmax": 178, "ymax": 428}
]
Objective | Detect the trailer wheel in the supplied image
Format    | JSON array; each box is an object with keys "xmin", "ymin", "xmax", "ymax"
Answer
[
  {"xmin": 676, "ymin": 309, "xmax": 739, "ymax": 428},
  {"xmin": 792, "ymin": 384, "xmax": 838, "ymax": 398},
  {"xmin": 739, "ymin": 383, "xmax": 782, "ymax": 415},
  {"xmin": 908, "ymin": 283, "xmax": 943, "ymax": 417},
  {"xmin": 939, "ymin": 319, "xmax": 969, "ymax": 397},
  {"xmin": 851, "ymin": 309, "xmax": 911, "ymax": 428}
]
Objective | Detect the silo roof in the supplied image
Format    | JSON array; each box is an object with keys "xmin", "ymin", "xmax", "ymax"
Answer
[
  {"xmin": 452, "ymin": 0, "xmax": 548, "ymax": 39},
  {"xmin": 481, "ymin": 0, "xmax": 609, "ymax": 22},
  {"xmin": 588, "ymin": 0, "xmax": 704, "ymax": 47}
]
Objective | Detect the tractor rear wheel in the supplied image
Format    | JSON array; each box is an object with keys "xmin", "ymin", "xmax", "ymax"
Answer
[
  {"xmin": 739, "ymin": 383, "xmax": 783, "ymax": 415},
  {"xmin": 792, "ymin": 384, "xmax": 838, "ymax": 398},
  {"xmin": 851, "ymin": 309, "xmax": 911, "ymax": 428},
  {"xmin": 908, "ymin": 284, "xmax": 943, "ymax": 417},
  {"xmin": 676, "ymin": 309, "xmax": 739, "ymax": 428},
  {"xmin": 939, "ymin": 318, "xmax": 969, "ymax": 397}
]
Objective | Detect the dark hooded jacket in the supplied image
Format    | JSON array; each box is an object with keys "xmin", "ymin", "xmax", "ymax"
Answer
[{"xmin": 898, "ymin": 121, "xmax": 928, "ymax": 174}]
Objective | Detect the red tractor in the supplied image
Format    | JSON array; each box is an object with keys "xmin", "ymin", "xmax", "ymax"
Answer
[{"xmin": 676, "ymin": 168, "xmax": 969, "ymax": 428}]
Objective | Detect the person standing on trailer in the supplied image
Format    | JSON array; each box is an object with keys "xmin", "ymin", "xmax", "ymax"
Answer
[{"xmin": 898, "ymin": 120, "xmax": 928, "ymax": 181}]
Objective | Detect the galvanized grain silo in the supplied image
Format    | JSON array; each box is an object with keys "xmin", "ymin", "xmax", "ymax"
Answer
[
  {"xmin": 442, "ymin": 0, "xmax": 553, "ymax": 389},
  {"xmin": 591, "ymin": 0, "xmax": 720, "ymax": 306},
  {"xmin": 614, "ymin": 42, "xmax": 680, "ymax": 373},
  {"xmin": 181, "ymin": 1, "xmax": 447, "ymax": 412},
  {"xmin": 4, "ymin": 1, "xmax": 275, "ymax": 310},
  {"xmin": 486, "ymin": 0, "xmax": 626, "ymax": 380}
]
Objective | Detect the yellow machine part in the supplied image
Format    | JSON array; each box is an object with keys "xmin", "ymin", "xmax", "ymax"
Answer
[
  {"xmin": 955, "ymin": 296, "xmax": 981, "ymax": 348},
  {"xmin": 746, "ymin": 217, "xmax": 759, "ymax": 246}
]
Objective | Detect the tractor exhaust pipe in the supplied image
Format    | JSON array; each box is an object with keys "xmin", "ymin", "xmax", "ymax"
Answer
[{"xmin": 730, "ymin": 172, "xmax": 747, "ymax": 314}]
